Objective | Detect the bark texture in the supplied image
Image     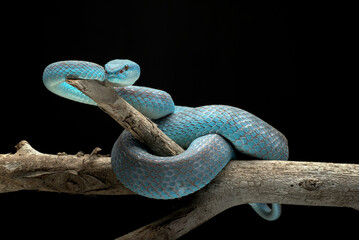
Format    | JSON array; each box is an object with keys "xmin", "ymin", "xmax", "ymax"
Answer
[
  {"xmin": 1, "ymin": 141, "xmax": 358, "ymax": 209},
  {"xmin": 2, "ymin": 78, "xmax": 357, "ymax": 239},
  {"xmin": 1, "ymin": 141, "xmax": 358, "ymax": 239},
  {"xmin": 66, "ymin": 79, "xmax": 184, "ymax": 156}
]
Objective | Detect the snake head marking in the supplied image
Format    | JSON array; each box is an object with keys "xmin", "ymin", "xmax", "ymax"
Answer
[{"xmin": 105, "ymin": 59, "xmax": 140, "ymax": 86}]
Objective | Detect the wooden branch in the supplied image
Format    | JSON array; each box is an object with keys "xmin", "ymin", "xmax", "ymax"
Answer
[
  {"xmin": 0, "ymin": 142, "xmax": 358, "ymax": 239},
  {"xmin": 2, "ymin": 141, "xmax": 358, "ymax": 207},
  {"xmin": 2, "ymin": 78, "xmax": 357, "ymax": 239},
  {"xmin": 118, "ymin": 160, "xmax": 359, "ymax": 239},
  {"xmin": 1, "ymin": 140, "xmax": 358, "ymax": 239},
  {"xmin": 65, "ymin": 79, "xmax": 184, "ymax": 156},
  {"xmin": 0, "ymin": 140, "xmax": 133, "ymax": 195}
]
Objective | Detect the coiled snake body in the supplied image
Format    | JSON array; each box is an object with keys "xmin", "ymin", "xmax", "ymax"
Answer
[{"xmin": 43, "ymin": 59, "xmax": 289, "ymax": 221}]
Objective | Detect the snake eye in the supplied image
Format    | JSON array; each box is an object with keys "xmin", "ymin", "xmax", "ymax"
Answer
[{"xmin": 124, "ymin": 65, "xmax": 129, "ymax": 71}]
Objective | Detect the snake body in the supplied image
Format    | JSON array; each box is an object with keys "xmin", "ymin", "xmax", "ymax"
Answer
[{"xmin": 43, "ymin": 60, "xmax": 289, "ymax": 221}]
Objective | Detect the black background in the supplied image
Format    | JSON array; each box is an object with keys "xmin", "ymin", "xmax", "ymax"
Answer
[{"xmin": 1, "ymin": 1, "xmax": 357, "ymax": 239}]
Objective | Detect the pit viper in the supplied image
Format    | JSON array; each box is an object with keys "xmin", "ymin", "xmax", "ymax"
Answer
[{"xmin": 43, "ymin": 59, "xmax": 289, "ymax": 221}]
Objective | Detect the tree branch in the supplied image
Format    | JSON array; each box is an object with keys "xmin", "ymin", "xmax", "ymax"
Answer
[
  {"xmin": 0, "ymin": 141, "xmax": 358, "ymax": 239},
  {"xmin": 0, "ymin": 140, "xmax": 132, "ymax": 195},
  {"xmin": 2, "ymin": 78, "xmax": 357, "ymax": 239},
  {"xmin": 65, "ymin": 79, "xmax": 184, "ymax": 156},
  {"xmin": 1, "ymin": 142, "xmax": 358, "ymax": 207}
]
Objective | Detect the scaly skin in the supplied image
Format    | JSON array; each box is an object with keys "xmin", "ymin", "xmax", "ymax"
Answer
[{"xmin": 43, "ymin": 59, "xmax": 289, "ymax": 221}]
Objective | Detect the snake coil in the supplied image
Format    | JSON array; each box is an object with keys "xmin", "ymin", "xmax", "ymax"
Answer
[{"xmin": 43, "ymin": 59, "xmax": 289, "ymax": 221}]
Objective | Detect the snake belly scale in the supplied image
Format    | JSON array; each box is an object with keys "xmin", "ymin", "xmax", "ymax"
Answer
[{"xmin": 43, "ymin": 59, "xmax": 289, "ymax": 221}]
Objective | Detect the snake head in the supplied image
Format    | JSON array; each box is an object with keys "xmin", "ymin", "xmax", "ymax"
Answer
[{"xmin": 105, "ymin": 59, "xmax": 141, "ymax": 86}]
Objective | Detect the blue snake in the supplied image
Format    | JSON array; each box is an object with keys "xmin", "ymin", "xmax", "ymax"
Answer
[{"xmin": 43, "ymin": 59, "xmax": 289, "ymax": 221}]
